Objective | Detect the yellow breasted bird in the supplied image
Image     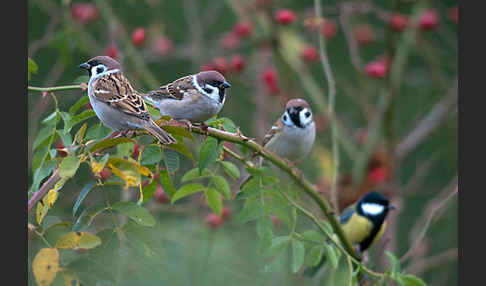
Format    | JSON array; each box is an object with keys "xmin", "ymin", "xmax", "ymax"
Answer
[{"xmin": 304, "ymin": 191, "xmax": 395, "ymax": 276}]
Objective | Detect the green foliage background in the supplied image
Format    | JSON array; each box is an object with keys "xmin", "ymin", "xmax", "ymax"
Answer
[{"xmin": 28, "ymin": 0, "xmax": 457, "ymax": 285}]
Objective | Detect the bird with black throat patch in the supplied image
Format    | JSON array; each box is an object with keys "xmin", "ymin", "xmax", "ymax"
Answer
[
  {"xmin": 143, "ymin": 71, "xmax": 231, "ymax": 125},
  {"xmin": 79, "ymin": 56, "xmax": 176, "ymax": 145}
]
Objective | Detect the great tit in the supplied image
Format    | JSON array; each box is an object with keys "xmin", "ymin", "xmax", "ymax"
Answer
[{"xmin": 305, "ymin": 191, "xmax": 395, "ymax": 276}]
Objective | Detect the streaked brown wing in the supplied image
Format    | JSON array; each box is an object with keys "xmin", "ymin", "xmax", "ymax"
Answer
[
  {"xmin": 262, "ymin": 119, "xmax": 283, "ymax": 147},
  {"xmin": 147, "ymin": 75, "xmax": 195, "ymax": 100},
  {"xmin": 93, "ymin": 73, "xmax": 150, "ymax": 120}
]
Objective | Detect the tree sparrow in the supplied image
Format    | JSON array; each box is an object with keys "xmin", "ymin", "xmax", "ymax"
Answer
[
  {"xmin": 260, "ymin": 98, "xmax": 316, "ymax": 163},
  {"xmin": 143, "ymin": 71, "xmax": 231, "ymax": 122},
  {"xmin": 79, "ymin": 56, "xmax": 176, "ymax": 145}
]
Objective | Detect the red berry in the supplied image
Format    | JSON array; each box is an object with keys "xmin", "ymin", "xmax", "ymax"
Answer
[
  {"xmin": 365, "ymin": 60, "xmax": 388, "ymax": 78},
  {"xmin": 233, "ymin": 22, "xmax": 252, "ymax": 37},
  {"xmin": 321, "ymin": 19, "xmax": 338, "ymax": 39},
  {"xmin": 274, "ymin": 9, "xmax": 297, "ymax": 25},
  {"xmin": 231, "ymin": 54, "xmax": 245, "ymax": 72},
  {"xmin": 270, "ymin": 215, "xmax": 280, "ymax": 227},
  {"xmin": 152, "ymin": 36, "xmax": 173, "ymax": 55},
  {"xmin": 212, "ymin": 57, "xmax": 229, "ymax": 75},
  {"xmin": 154, "ymin": 185, "xmax": 170, "ymax": 204},
  {"xmin": 367, "ymin": 166, "xmax": 389, "ymax": 185},
  {"xmin": 419, "ymin": 10, "xmax": 440, "ymax": 30},
  {"xmin": 220, "ymin": 32, "xmax": 240, "ymax": 50},
  {"xmin": 261, "ymin": 67, "xmax": 279, "ymax": 95},
  {"xmin": 71, "ymin": 3, "xmax": 99, "ymax": 24},
  {"xmin": 301, "ymin": 45, "xmax": 319, "ymax": 62},
  {"xmin": 105, "ymin": 44, "xmax": 119, "ymax": 60},
  {"xmin": 388, "ymin": 13, "xmax": 408, "ymax": 32},
  {"xmin": 132, "ymin": 28, "xmax": 146, "ymax": 46},
  {"xmin": 448, "ymin": 5, "xmax": 458, "ymax": 24},
  {"xmin": 131, "ymin": 143, "xmax": 140, "ymax": 159},
  {"xmin": 204, "ymin": 213, "xmax": 224, "ymax": 228},
  {"xmin": 221, "ymin": 207, "xmax": 230, "ymax": 220},
  {"xmin": 354, "ymin": 25, "xmax": 375, "ymax": 45}
]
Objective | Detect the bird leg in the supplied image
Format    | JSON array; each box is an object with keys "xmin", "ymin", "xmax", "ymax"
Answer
[
  {"xmin": 177, "ymin": 119, "xmax": 193, "ymax": 132},
  {"xmin": 102, "ymin": 130, "xmax": 122, "ymax": 140}
]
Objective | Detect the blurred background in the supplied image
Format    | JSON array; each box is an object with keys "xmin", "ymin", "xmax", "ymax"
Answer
[{"xmin": 28, "ymin": 0, "xmax": 458, "ymax": 285}]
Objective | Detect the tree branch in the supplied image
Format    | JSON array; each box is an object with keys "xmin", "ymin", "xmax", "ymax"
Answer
[{"xmin": 28, "ymin": 169, "xmax": 60, "ymax": 212}]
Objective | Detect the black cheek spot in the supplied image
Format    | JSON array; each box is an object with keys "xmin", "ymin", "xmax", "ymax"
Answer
[{"xmin": 305, "ymin": 112, "xmax": 311, "ymax": 117}]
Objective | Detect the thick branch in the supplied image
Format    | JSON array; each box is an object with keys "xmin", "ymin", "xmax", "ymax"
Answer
[{"xmin": 28, "ymin": 169, "xmax": 60, "ymax": 212}]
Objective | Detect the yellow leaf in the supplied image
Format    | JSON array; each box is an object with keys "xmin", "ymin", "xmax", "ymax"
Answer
[
  {"xmin": 108, "ymin": 163, "xmax": 139, "ymax": 189},
  {"xmin": 46, "ymin": 189, "xmax": 59, "ymax": 209},
  {"xmin": 62, "ymin": 270, "xmax": 79, "ymax": 286},
  {"xmin": 32, "ymin": 248, "xmax": 60, "ymax": 286},
  {"xmin": 55, "ymin": 231, "xmax": 102, "ymax": 250},
  {"xmin": 106, "ymin": 157, "xmax": 152, "ymax": 189}
]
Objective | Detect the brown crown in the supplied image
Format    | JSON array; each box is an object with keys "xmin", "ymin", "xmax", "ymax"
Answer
[
  {"xmin": 285, "ymin": 98, "xmax": 311, "ymax": 110},
  {"xmin": 86, "ymin": 56, "xmax": 122, "ymax": 71},
  {"xmin": 196, "ymin": 70, "xmax": 227, "ymax": 86}
]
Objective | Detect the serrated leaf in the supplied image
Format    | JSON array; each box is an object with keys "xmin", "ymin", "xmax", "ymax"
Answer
[
  {"xmin": 181, "ymin": 168, "xmax": 212, "ymax": 183},
  {"xmin": 72, "ymin": 182, "xmax": 96, "ymax": 217},
  {"xmin": 237, "ymin": 197, "xmax": 265, "ymax": 223},
  {"xmin": 55, "ymin": 231, "xmax": 101, "ymax": 250},
  {"xmin": 171, "ymin": 183, "xmax": 206, "ymax": 203},
  {"xmin": 141, "ymin": 145, "xmax": 162, "ymax": 165},
  {"xmin": 324, "ymin": 243, "xmax": 339, "ymax": 269},
  {"xmin": 64, "ymin": 109, "xmax": 96, "ymax": 133},
  {"xmin": 291, "ymin": 239, "xmax": 305, "ymax": 273},
  {"xmin": 59, "ymin": 155, "xmax": 81, "ymax": 179},
  {"xmin": 301, "ymin": 230, "xmax": 325, "ymax": 243},
  {"xmin": 163, "ymin": 149, "xmax": 180, "ymax": 173},
  {"xmin": 305, "ymin": 244, "xmax": 324, "ymax": 267},
  {"xmin": 72, "ymin": 204, "xmax": 108, "ymax": 232},
  {"xmin": 112, "ymin": 202, "xmax": 156, "ymax": 227},
  {"xmin": 198, "ymin": 137, "xmax": 222, "ymax": 174},
  {"xmin": 219, "ymin": 161, "xmax": 240, "ymax": 179},
  {"xmin": 32, "ymin": 248, "xmax": 59, "ymax": 286},
  {"xmin": 158, "ymin": 169, "xmax": 176, "ymax": 197},
  {"xmin": 205, "ymin": 187, "xmax": 222, "ymax": 215},
  {"xmin": 401, "ymin": 274, "xmax": 427, "ymax": 286},
  {"xmin": 211, "ymin": 175, "xmax": 231, "ymax": 199}
]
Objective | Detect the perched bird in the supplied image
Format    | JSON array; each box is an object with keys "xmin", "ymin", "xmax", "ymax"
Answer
[
  {"xmin": 79, "ymin": 56, "xmax": 176, "ymax": 145},
  {"xmin": 144, "ymin": 71, "xmax": 231, "ymax": 123},
  {"xmin": 260, "ymin": 98, "xmax": 315, "ymax": 163},
  {"xmin": 304, "ymin": 191, "xmax": 395, "ymax": 276}
]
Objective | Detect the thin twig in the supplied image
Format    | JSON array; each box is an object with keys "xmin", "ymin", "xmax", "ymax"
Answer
[
  {"xmin": 404, "ymin": 248, "xmax": 458, "ymax": 275},
  {"xmin": 28, "ymin": 169, "xmax": 60, "ymax": 212}
]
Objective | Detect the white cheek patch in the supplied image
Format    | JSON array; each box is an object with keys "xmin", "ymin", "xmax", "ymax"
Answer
[
  {"xmin": 299, "ymin": 108, "xmax": 313, "ymax": 127},
  {"xmin": 361, "ymin": 203, "xmax": 385, "ymax": 216},
  {"xmin": 192, "ymin": 76, "xmax": 221, "ymax": 103}
]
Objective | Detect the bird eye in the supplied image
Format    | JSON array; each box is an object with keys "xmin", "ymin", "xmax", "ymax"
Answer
[
  {"xmin": 203, "ymin": 88, "xmax": 212, "ymax": 94},
  {"xmin": 96, "ymin": 66, "xmax": 104, "ymax": 74},
  {"xmin": 305, "ymin": 111, "xmax": 311, "ymax": 118}
]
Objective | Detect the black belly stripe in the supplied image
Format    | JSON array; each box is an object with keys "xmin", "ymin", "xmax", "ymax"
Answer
[{"xmin": 359, "ymin": 216, "xmax": 385, "ymax": 251}]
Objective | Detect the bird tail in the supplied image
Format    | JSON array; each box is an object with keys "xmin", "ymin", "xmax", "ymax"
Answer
[{"xmin": 144, "ymin": 119, "xmax": 177, "ymax": 145}]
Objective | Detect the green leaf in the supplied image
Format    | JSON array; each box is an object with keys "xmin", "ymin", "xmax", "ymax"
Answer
[
  {"xmin": 59, "ymin": 155, "xmax": 81, "ymax": 179},
  {"xmin": 318, "ymin": 219, "xmax": 334, "ymax": 236},
  {"xmin": 33, "ymin": 126, "xmax": 56, "ymax": 150},
  {"xmin": 266, "ymin": 235, "xmax": 291, "ymax": 257},
  {"xmin": 72, "ymin": 182, "xmax": 96, "ymax": 217},
  {"xmin": 88, "ymin": 137, "xmax": 134, "ymax": 153},
  {"xmin": 69, "ymin": 96, "xmax": 90, "ymax": 115},
  {"xmin": 237, "ymin": 197, "xmax": 265, "ymax": 223},
  {"xmin": 64, "ymin": 110, "xmax": 96, "ymax": 133},
  {"xmin": 29, "ymin": 161, "xmax": 56, "ymax": 195},
  {"xmin": 305, "ymin": 244, "xmax": 324, "ymax": 267},
  {"xmin": 385, "ymin": 251, "xmax": 402, "ymax": 280},
  {"xmin": 164, "ymin": 137, "xmax": 195, "ymax": 161},
  {"xmin": 28, "ymin": 57, "xmax": 38, "ymax": 81},
  {"xmin": 219, "ymin": 117, "xmax": 237, "ymax": 133},
  {"xmin": 158, "ymin": 169, "xmax": 176, "ymax": 197},
  {"xmin": 160, "ymin": 125, "xmax": 194, "ymax": 140},
  {"xmin": 122, "ymin": 221, "xmax": 165, "ymax": 261},
  {"xmin": 55, "ymin": 231, "xmax": 102, "ymax": 250},
  {"xmin": 116, "ymin": 142, "xmax": 134, "ymax": 158},
  {"xmin": 198, "ymin": 137, "xmax": 222, "ymax": 174},
  {"xmin": 301, "ymin": 230, "xmax": 325, "ymax": 243},
  {"xmin": 163, "ymin": 149, "xmax": 180, "ymax": 173},
  {"xmin": 141, "ymin": 144, "xmax": 162, "ymax": 165},
  {"xmin": 291, "ymin": 239, "xmax": 305, "ymax": 273},
  {"xmin": 401, "ymin": 274, "xmax": 427, "ymax": 286},
  {"xmin": 74, "ymin": 123, "xmax": 88, "ymax": 144},
  {"xmin": 181, "ymin": 168, "xmax": 212, "ymax": 183},
  {"xmin": 211, "ymin": 175, "xmax": 231, "ymax": 199},
  {"xmin": 141, "ymin": 178, "xmax": 157, "ymax": 204},
  {"xmin": 219, "ymin": 161, "xmax": 240, "ymax": 179},
  {"xmin": 85, "ymin": 123, "xmax": 109, "ymax": 141},
  {"xmin": 72, "ymin": 204, "xmax": 108, "ymax": 232},
  {"xmin": 171, "ymin": 183, "xmax": 206, "ymax": 203},
  {"xmin": 205, "ymin": 187, "xmax": 222, "ymax": 215},
  {"xmin": 41, "ymin": 111, "xmax": 58, "ymax": 126},
  {"xmin": 112, "ymin": 202, "xmax": 156, "ymax": 227},
  {"xmin": 256, "ymin": 215, "xmax": 274, "ymax": 252},
  {"xmin": 324, "ymin": 243, "xmax": 339, "ymax": 269}
]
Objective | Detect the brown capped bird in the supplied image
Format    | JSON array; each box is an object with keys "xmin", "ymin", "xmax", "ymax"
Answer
[
  {"xmin": 79, "ymin": 56, "xmax": 176, "ymax": 145},
  {"xmin": 143, "ymin": 71, "xmax": 231, "ymax": 123}
]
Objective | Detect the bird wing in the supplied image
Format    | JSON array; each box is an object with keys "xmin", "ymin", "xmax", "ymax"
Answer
[
  {"xmin": 146, "ymin": 75, "xmax": 195, "ymax": 101},
  {"xmin": 92, "ymin": 73, "xmax": 150, "ymax": 120},
  {"xmin": 262, "ymin": 119, "xmax": 283, "ymax": 147},
  {"xmin": 339, "ymin": 209, "xmax": 355, "ymax": 225}
]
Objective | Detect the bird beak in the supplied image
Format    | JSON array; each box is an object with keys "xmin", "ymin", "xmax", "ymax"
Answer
[
  {"xmin": 220, "ymin": 82, "xmax": 231, "ymax": 89},
  {"xmin": 388, "ymin": 204, "xmax": 396, "ymax": 210},
  {"xmin": 79, "ymin": 62, "xmax": 90, "ymax": 70}
]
